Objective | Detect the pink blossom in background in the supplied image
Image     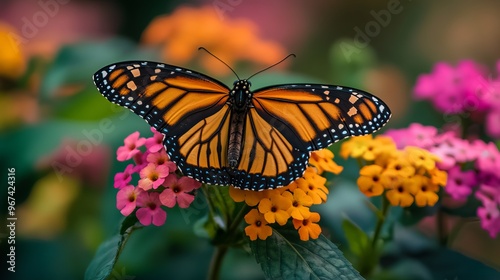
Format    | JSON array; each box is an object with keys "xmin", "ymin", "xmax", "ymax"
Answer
[
  {"xmin": 474, "ymin": 141, "xmax": 500, "ymax": 175},
  {"xmin": 414, "ymin": 60, "xmax": 488, "ymax": 114},
  {"xmin": 159, "ymin": 176, "xmax": 201, "ymax": 208},
  {"xmin": 385, "ymin": 123, "xmax": 437, "ymax": 149},
  {"xmin": 136, "ymin": 192, "xmax": 167, "ymax": 226},
  {"xmin": 386, "ymin": 123, "xmax": 500, "ymax": 237},
  {"xmin": 445, "ymin": 167, "xmax": 476, "ymax": 200},
  {"xmin": 486, "ymin": 110, "xmax": 500, "ymax": 138},
  {"xmin": 117, "ymin": 131, "xmax": 146, "ymax": 161}
]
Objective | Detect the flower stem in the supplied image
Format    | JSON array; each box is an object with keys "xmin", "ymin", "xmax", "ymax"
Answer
[
  {"xmin": 436, "ymin": 209, "xmax": 447, "ymax": 245},
  {"xmin": 207, "ymin": 245, "xmax": 228, "ymax": 280},
  {"xmin": 371, "ymin": 195, "xmax": 390, "ymax": 249},
  {"xmin": 228, "ymin": 204, "xmax": 250, "ymax": 233}
]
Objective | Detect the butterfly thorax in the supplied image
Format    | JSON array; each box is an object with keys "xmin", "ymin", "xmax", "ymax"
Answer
[{"xmin": 228, "ymin": 80, "xmax": 252, "ymax": 169}]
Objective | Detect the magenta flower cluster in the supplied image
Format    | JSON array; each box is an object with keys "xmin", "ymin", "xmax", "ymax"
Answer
[
  {"xmin": 114, "ymin": 128, "xmax": 201, "ymax": 226},
  {"xmin": 414, "ymin": 60, "xmax": 500, "ymax": 139},
  {"xmin": 386, "ymin": 123, "xmax": 500, "ymax": 237}
]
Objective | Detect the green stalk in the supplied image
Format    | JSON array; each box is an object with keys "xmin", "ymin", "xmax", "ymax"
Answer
[
  {"xmin": 371, "ymin": 195, "xmax": 390, "ymax": 249},
  {"xmin": 207, "ymin": 245, "xmax": 228, "ymax": 280},
  {"xmin": 206, "ymin": 192, "xmax": 250, "ymax": 279}
]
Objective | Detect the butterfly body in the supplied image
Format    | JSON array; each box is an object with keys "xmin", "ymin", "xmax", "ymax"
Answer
[{"xmin": 93, "ymin": 61, "xmax": 391, "ymax": 191}]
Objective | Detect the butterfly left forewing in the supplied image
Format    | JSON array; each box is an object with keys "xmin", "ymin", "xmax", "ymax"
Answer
[{"xmin": 92, "ymin": 61, "xmax": 230, "ymax": 136}]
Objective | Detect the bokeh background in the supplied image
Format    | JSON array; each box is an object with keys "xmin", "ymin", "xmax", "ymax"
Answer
[{"xmin": 1, "ymin": 0, "xmax": 499, "ymax": 279}]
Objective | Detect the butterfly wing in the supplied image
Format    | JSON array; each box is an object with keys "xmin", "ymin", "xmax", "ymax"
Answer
[
  {"xmin": 233, "ymin": 84, "xmax": 391, "ymax": 190},
  {"xmin": 93, "ymin": 61, "xmax": 233, "ymax": 185}
]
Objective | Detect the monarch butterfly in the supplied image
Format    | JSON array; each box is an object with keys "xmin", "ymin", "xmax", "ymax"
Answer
[{"xmin": 93, "ymin": 57, "xmax": 391, "ymax": 191}]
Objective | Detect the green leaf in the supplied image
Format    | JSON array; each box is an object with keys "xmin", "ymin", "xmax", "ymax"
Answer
[
  {"xmin": 204, "ymin": 185, "xmax": 236, "ymax": 229},
  {"xmin": 84, "ymin": 217, "xmax": 141, "ymax": 280},
  {"xmin": 342, "ymin": 218, "xmax": 370, "ymax": 257},
  {"xmin": 250, "ymin": 226, "xmax": 363, "ymax": 280}
]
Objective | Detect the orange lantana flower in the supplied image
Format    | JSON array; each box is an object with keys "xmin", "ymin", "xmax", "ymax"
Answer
[
  {"xmin": 258, "ymin": 193, "xmax": 292, "ymax": 225},
  {"xmin": 244, "ymin": 209, "xmax": 273, "ymax": 241},
  {"xmin": 283, "ymin": 188, "xmax": 313, "ymax": 220},
  {"xmin": 293, "ymin": 212, "xmax": 322, "ymax": 241},
  {"xmin": 230, "ymin": 149, "xmax": 343, "ymax": 241}
]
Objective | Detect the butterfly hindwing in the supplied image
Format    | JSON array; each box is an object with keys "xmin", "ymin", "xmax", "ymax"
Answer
[
  {"xmin": 165, "ymin": 105, "xmax": 232, "ymax": 186},
  {"xmin": 232, "ymin": 108, "xmax": 309, "ymax": 190}
]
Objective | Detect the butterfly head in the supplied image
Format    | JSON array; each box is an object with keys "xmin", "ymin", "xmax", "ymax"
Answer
[{"xmin": 230, "ymin": 80, "xmax": 252, "ymax": 111}]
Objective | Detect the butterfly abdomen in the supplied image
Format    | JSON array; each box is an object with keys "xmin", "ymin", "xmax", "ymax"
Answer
[{"xmin": 228, "ymin": 111, "xmax": 246, "ymax": 169}]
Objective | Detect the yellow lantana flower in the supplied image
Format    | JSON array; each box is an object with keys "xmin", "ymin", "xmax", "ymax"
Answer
[{"xmin": 342, "ymin": 135, "xmax": 447, "ymax": 208}]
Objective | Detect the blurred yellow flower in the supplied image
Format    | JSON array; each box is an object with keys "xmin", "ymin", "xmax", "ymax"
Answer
[
  {"xmin": 342, "ymin": 135, "xmax": 447, "ymax": 208},
  {"xmin": 141, "ymin": 5, "xmax": 286, "ymax": 75},
  {"xmin": 340, "ymin": 135, "xmax": 396, "ymax": 162},
  {"xmin": 0, "ymin": 23, "xmax": 26, "ymax": 79},
  {"xmin": 385, "ymin": 179, "xmax": 415, "ymax": 207},
  {"xmin": 357, "ymin": 165, "xmax": 385, "ymax": 197},
  {"xmin": 17, "ymin": 174, "xmax": 80, "ymax": 239}
]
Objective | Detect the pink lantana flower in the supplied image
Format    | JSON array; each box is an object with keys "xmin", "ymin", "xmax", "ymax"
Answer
[
  {"xmin": 116, "ymin": 185, "xmax": 142, "ymax": 216},
  {"xmin": 486, "ymin": 110, "xmax": 500, "ymax": 139},
  {"xmin": 445, "ymin": 167, "xmax": 476, "ymax": 200},
  {"xmin": 132, "ymin": 150, "xmax": 149, "ymax": 172},
  {"xmin": 136, "ymin": 192, "xmax": 167, "ymax": 226},
  {"xmin": 145, "ymin": 127, "xmax": 164, "ymax": 153},
  {"xmin": 385, "ymin": 123, "xmax": 437, "ymax": 149},
  {"xmin": 114, "ymin": 164, "xmax": 135, "ymax": 189},
  {"xmin": 159, "ymin": 176, "xmax": 201, "ymax": 208},
  {"xmin": 414, "ymin": 60, "xmax": 488, "ymax": 114},
  {"xmin": 117, "ymin": 131, "xmax": 146, "ymax": 161},
  {"xmin": 474, "ymin": 141, "xmax": 500, "ymax": 175},
  {"xmin": 146, "ymin": 150, "xmax": 177, "ymax": 171},
  {"xmin": 138, "ymin": 163, "xmax": 170, "ymax": 190}
]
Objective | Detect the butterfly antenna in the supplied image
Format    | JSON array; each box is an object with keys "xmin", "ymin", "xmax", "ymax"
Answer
[
  {"xmin": 246, "ymin": 53, "xmax": 296, "ymax": 80},
  {"xmin": 198, "ymin": 47, "xmax": 240, "ymax": 80}
]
